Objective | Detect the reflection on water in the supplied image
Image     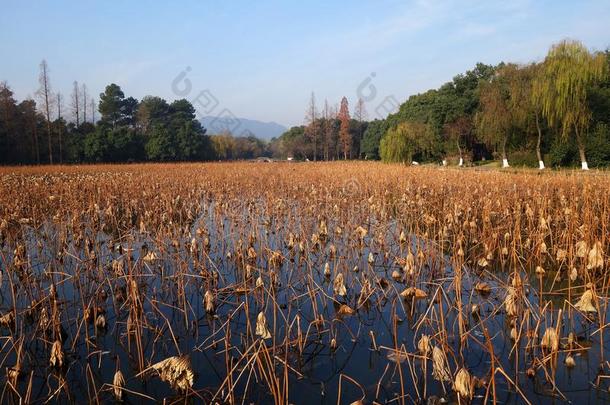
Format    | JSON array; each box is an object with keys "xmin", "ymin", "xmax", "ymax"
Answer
[{"xmin": 0, "ymin": 198, "xmax": 608, "ymax": 404}]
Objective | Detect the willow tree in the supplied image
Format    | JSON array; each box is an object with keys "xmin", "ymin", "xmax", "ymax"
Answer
[
  {"xmin": 443, "ymin": 115, "xmax": 471, "ymax": 166},
  {"xmin": 505, "ymin": 63, "xmax": 547, "ymax": 169},
  {"xmin": 535, "ymin": 39, "xmax": 607, "ymax": 170},
  {"xmin": 380, "ymin": 121, "xmax": 433, "ymax": 163},
  {"xmin": 525, "ymin": 63, "xmax": 547, "ymax": 169},
  {"xmin": 476, "ymin": 65, "xmax": 512, "ymax": 168}
]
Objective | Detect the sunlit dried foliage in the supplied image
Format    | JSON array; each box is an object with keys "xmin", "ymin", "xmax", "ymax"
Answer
[{"xmin": 0, "ymin": 162, "xmax": 608, "ymax": 403}]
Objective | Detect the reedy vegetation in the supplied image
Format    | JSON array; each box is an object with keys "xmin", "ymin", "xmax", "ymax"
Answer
[{"xmin": 0, "ymin": 162, "xmax": 608, "ymax": 403}]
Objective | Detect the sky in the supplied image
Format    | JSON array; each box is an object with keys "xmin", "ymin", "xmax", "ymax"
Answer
[{"xmin": 1, "ymin": 0, "xmax": 609, "ymax": 128}]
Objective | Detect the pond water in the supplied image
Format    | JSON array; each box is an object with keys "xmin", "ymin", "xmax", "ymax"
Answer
[{"xmin": 1, "ymin": 197, "xmax": 608, "ymax": 404}]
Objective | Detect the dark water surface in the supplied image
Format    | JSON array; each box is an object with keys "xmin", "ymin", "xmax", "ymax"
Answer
[{"xmin": 1, "ymin": 199, "xmax": 608, "ymax": 404}]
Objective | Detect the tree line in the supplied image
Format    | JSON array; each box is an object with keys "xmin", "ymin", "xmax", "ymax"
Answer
[
  {"xmin": 1, "ymin": 39, "xmax": 609, "ymax": 167},
  {"xmin": 276, "ymin": 39, "xmax": 610, "ymax": 168},
  {"xmin": 267, "ymin": 94, "xmax": 368, "ymax": 161},
  {"xmin": 0, "ymin": 62, "xmax": 272, "ymax": 164}
]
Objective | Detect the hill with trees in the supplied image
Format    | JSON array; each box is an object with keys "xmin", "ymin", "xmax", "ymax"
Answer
[{"xmin": 275, "ymin": 40, "xmax": 610, "ymax": 169}]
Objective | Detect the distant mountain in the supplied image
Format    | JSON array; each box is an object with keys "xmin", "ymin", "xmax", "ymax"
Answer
[{"xmin": 200, "ymin": 116, "xmax": 287, "ymax": 140}]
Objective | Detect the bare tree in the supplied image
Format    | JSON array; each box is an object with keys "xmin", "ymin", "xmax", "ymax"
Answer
[
  {"xmin": 37, "ymin": 59, "xmax": 54, "ymax": 164},
  {"xmin": 90, "ymin": 97, "xmax": 96, "ymax": 123},
  {"xmin": 322, "ymin": 99, "xmax": 336, "ymax": 161},
  {"xmin": 353, "ymin": 98, "xmax": 367, "ymax": 158},
  {"xmin": 57, "ymin": 92, "xmax": 64, "ymax": 163},
  {"xmin": 304, "ymin": 92, "xmax": 319, "ymax": 161},
  {"xmin": 353, "ymin": 98, "xmax": 367, "ymax": 122},
  {"xmin": 321, "ymin": 99, "xmax": 329, "ymax": 161},
  {"xmin": 82, "ymin": 83, "xmax": 88, "ymax": 123},
  {"xmin": 71, "ymin": 81, "xmax": 80, "ymax": 127},
  {"xmin": 338, "ymin": 97, "xmax": 350, "ymax": 160},
  {"xmin": 325, "ymin": 102, "xmax": 338, "ymax": 160}
]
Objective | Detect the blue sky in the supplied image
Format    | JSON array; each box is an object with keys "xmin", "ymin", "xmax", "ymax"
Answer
[{"xmin": 1, "ymin": 0, "xmax": 609, "ymax": 127}]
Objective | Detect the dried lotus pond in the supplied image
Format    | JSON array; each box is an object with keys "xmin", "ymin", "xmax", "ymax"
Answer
[{"xmin": 0, "ymin": 162, "xmax": 608, "ymax": 404}]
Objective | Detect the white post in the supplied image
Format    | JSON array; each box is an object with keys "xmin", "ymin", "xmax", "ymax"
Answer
[
  {"xmin": 581, "ymin": 161, "xmax": 589, "ymax": 170},
  {"xmin": 538, "ymin": 160, "xmax": 545, "ymax": 170},
  {"xmin": 502, "ymin": 158, "xmax": 510, "ymax": 168},
  {"xmin": 442, "ymin": 159, "xmax": 447, "ymax": 166},
  {"xmin": 458, "ymin": 158, "xmax": 463, "ymax": 167}
]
